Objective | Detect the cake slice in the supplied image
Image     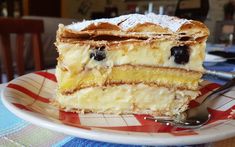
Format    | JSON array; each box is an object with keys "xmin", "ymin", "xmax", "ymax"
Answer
[{"xmin": 55, "ymin": 13, "xmax": 209, "ymax": 116}]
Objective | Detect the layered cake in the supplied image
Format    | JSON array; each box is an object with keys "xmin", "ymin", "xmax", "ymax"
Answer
[{"xmin": 55, "ymin": 13, "xmax": 209, "ymax": 116}]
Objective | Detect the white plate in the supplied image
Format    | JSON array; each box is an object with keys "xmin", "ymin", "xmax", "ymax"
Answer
[
  {"xmin": 2, "ymin": 70, "xmax": 235, "ymax": 146},
  {"xmin": 205, "ymin": 54, "xmax": 226, "ymax": 62},
  {"xmin": 204, "ymin": 54, "xmax": 226, "ymax": 66}
]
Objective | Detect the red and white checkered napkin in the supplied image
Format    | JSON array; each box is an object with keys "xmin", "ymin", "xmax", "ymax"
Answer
[{"xmin": 4, "ymin": 70, "xmax": 235, "ymax": 137}]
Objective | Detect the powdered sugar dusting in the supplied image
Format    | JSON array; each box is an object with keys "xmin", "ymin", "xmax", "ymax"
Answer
[
  {"xmin": 147, "ymin": 13, "xmax": 189, "ymax": 32},
  {"xmin": 66, "ymin": 14, "xmax": 131, "ymax": 31},
  {"xmin": 66, "ymin": 13, "xmax": 190, "ymax": 32}
]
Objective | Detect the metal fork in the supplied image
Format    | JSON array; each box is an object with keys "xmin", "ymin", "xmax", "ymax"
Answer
[
  {"xmin": 144, "ymin": 78, "xmax": 235, "ymax": 128},
  {"xmin": 205, "ymin": 69, "xmax": 235, "ymax": 80}
]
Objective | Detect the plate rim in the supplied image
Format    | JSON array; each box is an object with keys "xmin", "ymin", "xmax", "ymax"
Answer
[
  {"xmin": 205, "ymin": 54, "xmax": 226, "ymax": 63},
  {"xmin": 1, "ymin": 72, "xmax": 235, "ymax": 145}
]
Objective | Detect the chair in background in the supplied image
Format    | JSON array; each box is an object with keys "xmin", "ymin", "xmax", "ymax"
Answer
[
  {"xmin": 214, "ymin": 21, "xmax": 235, "ymax": 44},
  {"xmin": 175, "ymin": 0, "xmax": 209, "ymax": 22},
  {"xmin": 0, "ymin": 18, "xmax": 44, "ymax": 82}
]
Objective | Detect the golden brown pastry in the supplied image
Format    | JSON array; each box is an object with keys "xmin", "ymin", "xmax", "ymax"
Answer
[{"xmin": 55, "ymin": 13, "xmax": 209, "ymax": 116}]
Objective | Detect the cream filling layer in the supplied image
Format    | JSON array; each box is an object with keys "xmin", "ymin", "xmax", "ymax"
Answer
[
  {"xmin": 56, "ymin": 40, "xmax": 205, "ymax": 74},
  {"xmin": 56, "ymin": 84, "xmax": 199, "ymax": 116}
]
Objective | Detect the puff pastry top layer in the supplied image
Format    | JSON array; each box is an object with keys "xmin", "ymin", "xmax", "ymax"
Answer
[{"xmin": 57, "ymin": 13, "xmax": 209, "ymax": 40}]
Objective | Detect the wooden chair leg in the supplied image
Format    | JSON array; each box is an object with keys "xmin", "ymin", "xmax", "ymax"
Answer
[
  {"xmin": 16, "ymin": 34, "xmax": 25, "ymax": 75},
  {"xmin": 32, "ymin": 34, "xmax": 43, "ymax": 70},
  {"xmin": 0, "ymin": 34, "xmax": 14, "ymax": 81}
]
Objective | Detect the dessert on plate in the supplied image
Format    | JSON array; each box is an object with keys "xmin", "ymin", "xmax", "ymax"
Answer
[{"xmin": 54, "ymin": 13, "xmax": 209, "ymax": 116}]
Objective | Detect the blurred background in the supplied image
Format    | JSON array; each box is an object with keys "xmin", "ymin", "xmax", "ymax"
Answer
[{"xmin": 0, "ymin": 0, "xmax": 234, "ymax": 42}]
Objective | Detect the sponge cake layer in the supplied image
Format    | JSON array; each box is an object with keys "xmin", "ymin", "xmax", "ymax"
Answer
[{"xmin": 56, "ymin": 65, "xmax": 202, "ymax": 94}]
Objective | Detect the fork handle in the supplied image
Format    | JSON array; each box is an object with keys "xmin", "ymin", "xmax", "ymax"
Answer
[
  {"xmin": 202, "ymin": 78, "xmax": 235, "ymax": 106},
  {"xmin": 205, "ymin": 70, "xmax": 235, "ymax": 79}
]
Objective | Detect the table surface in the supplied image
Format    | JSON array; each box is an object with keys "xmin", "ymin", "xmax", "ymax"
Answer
[{"xmin": 1, "ymin": 45, "xmax": 235, "ymax": 146}]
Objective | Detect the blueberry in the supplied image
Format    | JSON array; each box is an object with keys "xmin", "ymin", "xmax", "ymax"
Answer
[
  {"xmin": 90, "ymin": 46, "xmax": 106, "ymax": 61},
  {"xmin": 171, "ymin": 45, "xmax": 189, "ymax": 64}
]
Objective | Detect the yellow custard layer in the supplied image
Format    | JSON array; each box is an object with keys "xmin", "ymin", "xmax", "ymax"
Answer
[
  {"xmin": 56, "ymin": 84, "xmax": 199, "ymax": 116},
  {"xmin": 56, "ymin": 39, "xmax": 205, "ymax": 74},
  {"xmin": 56, "ymin": 65, "xmax": 202, "ymax": 93}
]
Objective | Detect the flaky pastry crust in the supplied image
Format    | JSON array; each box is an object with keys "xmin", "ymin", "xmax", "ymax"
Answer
[{"xmin": 57, "ymin": 13, "xmax": 209, "ymax": 42}]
